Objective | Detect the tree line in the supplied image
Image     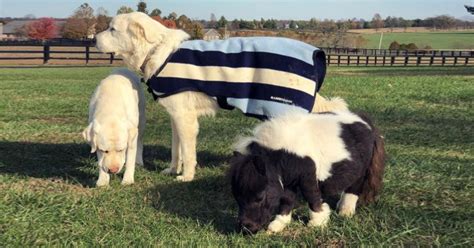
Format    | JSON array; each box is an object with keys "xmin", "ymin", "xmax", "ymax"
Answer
[{"xmin": 4, "ymin": 1, "xmax": 474, "ymax": 41}]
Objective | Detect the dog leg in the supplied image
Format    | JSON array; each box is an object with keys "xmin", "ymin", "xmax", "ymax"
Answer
[
  {"xmin": 136, "ymin": 134, "xmax": 144, "ymax": 166},
  {"xmin": 173, "ymin": 114, "xmax": 199, "ymax": 182},
  {"xmin": 162, "ymin": 119, "xmax": 183, "ymax": 175},
  {"xmin": 96, "ymin": 168, "xmax": 110, "ymax": 187},
  {"xmin": 122, "ymin": 128, "xmax": 138, "ymax": 185}
]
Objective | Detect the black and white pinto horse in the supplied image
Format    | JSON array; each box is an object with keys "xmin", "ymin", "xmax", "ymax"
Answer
[{"xmin": 229, "ymin": 111, "xmax": 386, "ymax": 234}]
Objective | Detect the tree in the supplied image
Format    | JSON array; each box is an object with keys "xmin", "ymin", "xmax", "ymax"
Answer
[
  {"xmin": 191, "ymin": 22, "xmax": 204, "ymax": 39},
  {"xmin": 217, "ymin": 16, "xmax": 228, "ymax": 28},
  {"xmin": 96, "ymin": 8, "xmax": 111, "ymax": 34},
  {"xmin": 137, "ymin": 1, "xmax": 148, "ymax": 14},
  {"xmin": 63, "ymin": 3, "xmax": 96, "ymax": 39},
  {"xmin": 209, "ymin": 13, "xmax": 217, "ymax": 28},
  {"xmin": 117, "ymin": 6, "xmax": 133, "ymax": 15},
  {"xmin": 167, "ymin": 12, "xmax": 177, "ymax": 21},
  {"xmin": 289, "ymin": 20, "xmax": 296, "ymax": 29},
  {"xmin": 371, "ymin": 13, "xmax": 384, "ymax": 30},
  {"xmin": 26, "ymin": 17, "xmax": 57, "ymax": 40},
  {"xmin": 62, "ymin": 18, "xmax": 88, "ymax": 39},
  {"xmin": 150, "ymin": 8, "xmax": 162, "ymax": 17},
  {"xmin": 465, "ymin": 5, "xmax": 474, "ymax": 15},
  {"xmin": 74, "ymin": 3, "xmax": 96, "ymax": 36}
]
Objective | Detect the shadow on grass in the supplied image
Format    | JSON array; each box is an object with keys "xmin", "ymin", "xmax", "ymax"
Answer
[
  {"xmin": 149, "ymin": 174, "xmax": 237, "ymax": 234},
  {"xmin": 0, "ymin": 142, "xmax": 229, "ymax": 187},
  {"xmin": 0, "ymin": 141, "xmax": 95, "ymax": 186},
  {"xmin": 143, "ymin": 144, "xmax": 230, "ymax": 171}
]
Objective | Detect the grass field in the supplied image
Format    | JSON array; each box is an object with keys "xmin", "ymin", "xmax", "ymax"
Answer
[
  {"xmin": 361, "ymin": 31, "xmax": 474, "ymax": 49},
  {"xmin": 0, "ymin": 66, "xmax": 473, "ymax": 246}
]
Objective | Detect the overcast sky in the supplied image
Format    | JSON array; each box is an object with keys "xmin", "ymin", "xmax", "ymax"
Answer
[{"xmin": 1, "ymin": 0, "xmax": 473, "ymax": 20}]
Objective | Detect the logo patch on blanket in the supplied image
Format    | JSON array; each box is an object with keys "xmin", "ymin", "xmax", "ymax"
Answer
[{"xmin": 145, "ymin": 37, "xmax": 326, "ymax": 119}]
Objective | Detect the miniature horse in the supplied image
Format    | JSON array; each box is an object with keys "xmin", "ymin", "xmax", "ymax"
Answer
[{"xmin": 229, "ymin": 111, "xmax": 385, "ymax": 234}]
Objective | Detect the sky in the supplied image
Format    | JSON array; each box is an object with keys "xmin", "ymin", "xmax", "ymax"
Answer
[{"xmin": 0, "ymin": 0, "xmax": 473, "ymax": 20}]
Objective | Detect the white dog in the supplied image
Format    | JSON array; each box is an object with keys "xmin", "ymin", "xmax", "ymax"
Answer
[
  {"xmin": 95, "ymin": 12, "xmax": 347, "ymax": 182},
  {"xmin": 82, "ymin": 68, "xmax": 146, "ymax": 186}
]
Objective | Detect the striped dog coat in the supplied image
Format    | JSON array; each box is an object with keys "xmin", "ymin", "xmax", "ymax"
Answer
[{"xmin": 145, "ymin": 37, "xmax": 326, "ymax": 119}]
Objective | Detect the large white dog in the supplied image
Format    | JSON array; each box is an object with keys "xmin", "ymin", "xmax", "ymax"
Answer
[
  {"xmin": 95, "ymin": 12, "xmax": 347, "ymax": 182},
  {"xmin": 83, "ymin": 68, "xmax": 145, "ymax": 186}
]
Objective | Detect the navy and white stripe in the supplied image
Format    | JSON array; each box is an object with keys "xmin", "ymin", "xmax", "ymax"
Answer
[{"xmin": 146, "ymin": 37, "xmax": 326, "ymax": 119}]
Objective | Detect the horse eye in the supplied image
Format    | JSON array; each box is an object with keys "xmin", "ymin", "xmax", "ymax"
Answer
[
  {"xmin": 104, "ymin": 150, "xmax": 109, "ymax": 154},
  {"xmin": 110, "ymin": 27, "xmax": 115, "ymax": 32}
]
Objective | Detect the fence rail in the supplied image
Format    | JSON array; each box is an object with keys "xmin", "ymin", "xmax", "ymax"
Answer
[{"xmin": 0, "ymin": 40, "xmax": 472, "ymax": 66}]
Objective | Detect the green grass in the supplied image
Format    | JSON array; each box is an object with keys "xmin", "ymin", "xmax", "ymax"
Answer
[
  {"xmin": 362, "ymin": 31, "xmax": 474, "ymax": 49},
  {"xmin": 0, "ymin": 66, "xmax": 473, "ymax": 246}
]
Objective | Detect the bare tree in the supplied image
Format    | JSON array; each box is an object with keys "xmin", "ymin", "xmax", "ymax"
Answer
[
  {"xmin": 117, "ymin": 6, "xmax": 133, "ymax": 15},
  {"xmin": 371, "ymin": 13, "xmax": 384, "ymax": 30}
]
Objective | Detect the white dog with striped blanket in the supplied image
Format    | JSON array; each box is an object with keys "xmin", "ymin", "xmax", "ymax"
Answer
[{"xmin": 95, "ymin": 12, "xmax": 347, "ymax": 182}]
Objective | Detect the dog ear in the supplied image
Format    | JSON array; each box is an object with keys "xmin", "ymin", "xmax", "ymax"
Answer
[
  {"xmin": 82, "ymin": 121, "xmax": 99, "ymax": 153},
  {"xmin": 128, "ymin": 16, "xmax": 165, "ymax": 43}
]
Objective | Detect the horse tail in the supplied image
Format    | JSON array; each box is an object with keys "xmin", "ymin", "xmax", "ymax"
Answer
[{"xmin": 359, "ymin": 118, "xmax": 386, "ymax": 204}]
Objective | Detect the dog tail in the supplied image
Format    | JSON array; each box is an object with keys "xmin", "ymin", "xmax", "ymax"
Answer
[
  {"xmin": 359, "ymin": 121, "xmax": 386, "ymax": 204},
  {"xmin": 312, "ymin": 94, "xmax": 349, "ymax": 113}
]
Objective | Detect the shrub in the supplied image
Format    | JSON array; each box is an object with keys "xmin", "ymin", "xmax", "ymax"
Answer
[
  {"xmin": 406, "ymin": 43, "xmax": 418, "ymax": 50},
  {"xmin": 389, "ymin": 41, "xmax": 400, "ymax": 50}
]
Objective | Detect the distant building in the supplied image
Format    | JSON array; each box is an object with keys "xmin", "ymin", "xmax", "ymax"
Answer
[
  {"xmin": 203, "ymin": 28, "xmax": 230, "ymax": 41},
  {"xmin": 1, "ymin": 20, "xmax": 30, "ymax": 40},
  {"xmin": 0, "ymin": 19, "xmax": 66, "ymax": 40},
  {"xmin": 203, "ymin": 28, "xmax": 221, "ymax": 41},
  {"xmin": 0, "ymin": 23, "xmax": 3, "ymax": 39}
]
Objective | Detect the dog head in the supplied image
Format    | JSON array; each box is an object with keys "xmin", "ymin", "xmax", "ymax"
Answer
[
  {"xmin": 95, "ymin": 12, "xmax": 188, "ymax": 75},
  {"xmin": 229, "ymin": 144, "xmax": 284, "ymax": 234},
  {"xmin": 82, "ymin": 120, "xmax": 138, "ymax": 174}
]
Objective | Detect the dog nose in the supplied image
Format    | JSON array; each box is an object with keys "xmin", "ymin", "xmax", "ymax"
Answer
[{"xmin": 108, "ymin": 167, "xmax": 119, "ymax": 174}]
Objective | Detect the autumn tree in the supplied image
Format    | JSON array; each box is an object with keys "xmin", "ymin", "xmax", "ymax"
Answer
[
  {"xmin": 371, "ymin": 13, "xmax": 384, "ymax": 30},
  {"xmin": 62, "ymin": 17, "xmax": 88, "ymax": 39},
  {"xmin": 150, "ymin": 8, "xmax": 162, "ymax": 17},
  {"xmin": 117, "ymin": 6, "xmax": 133, "ymax": 15},
  {"xmin": 63, "ymin": 3, "xmax": 96, "ymax": 39},
  {"xmin": 137, "ymin": 1, "xmax": 148, "ymax": 14},
  {"xmin": 191, "ymin": 22, "xmax": 204, "ymax": 39},
  {"xmin": 26, "ymin": 17, "xmax": 57, "ymax": 40},
  {"xmin": 167, "ymin": 12, "xmax": 178, "ymax": 21},
  {"xmin": 95, "ymin": 7, "xmax": 110, "ymax": 33}
]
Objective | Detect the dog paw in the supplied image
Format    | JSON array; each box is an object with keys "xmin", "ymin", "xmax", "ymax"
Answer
[
  {"xmin": 121, "ymin": 178, "xmax": 135, "ymax": 186},
  {"xmin": 308, "ymin": 203, "xmax": 330, "ymax": 227},
  {"xmin": 96, "ymin": 180, "xmax": 109, "ymax": 187},
  {"xmin": 161, "ymin": 167, "xmax": 178, "ymax": 175},
  {"xmin": 176, "ymin": 175, "xmax": 194, "ymax": 182}
]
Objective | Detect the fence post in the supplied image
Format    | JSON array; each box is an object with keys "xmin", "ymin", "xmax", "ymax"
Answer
[
  {"xmin": 43, "ymin": 44, "xmax": 50, "ymax": 64},
  {"xmin": 337, "ymin": 55, "xmax": 341, "ymax": 66},
  {"xmin": 391, "ymin": 56, "xmax": 395, "ymax": 66},
  {"xmin": 327, "ymin": 55, "xmax": 331, "ymax": 66},
  {"xmin": 109, "ymin": 53, "xmax": 114, "ymax": 64},
  {"xmin": 442, "ymin": 56, "xmax": 446, "ymax": 66},
  {"xmin": 85, "ymin": 46, "xmax": 90, "ymax": 64},
  {"xmin": 454, "ymin": 56, "xmax": 458, "ymax": 66},
  {"xmin": 357, "ymin": 56, "xmax": 360, "ymax": 66},
  {"xmin": 347, "ymin": 55, "xmax": 350, "ymax": 66}
]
